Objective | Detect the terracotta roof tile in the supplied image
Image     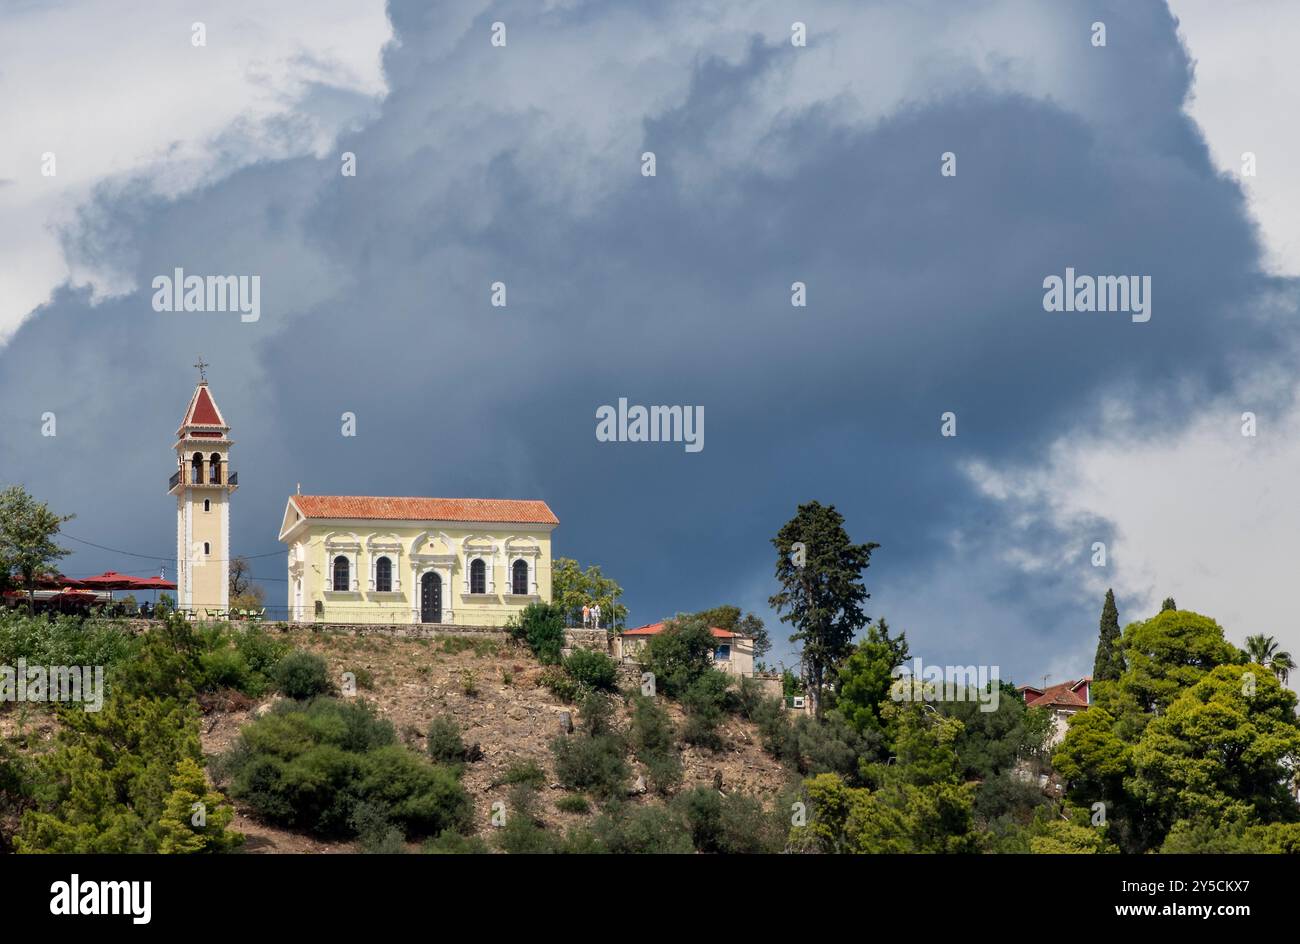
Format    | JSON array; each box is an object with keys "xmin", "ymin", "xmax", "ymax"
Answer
[
  {"xmin": 1025, "ymin": 680, "xmax": 1089, "ymax": 709},
  {"xmin": 291, "ymin": 495, "xmax": 558, "ymax": 525},
  {"xmin": 622, "ymin": 621, "xmax": 738, "ymax": 639},
  {"xmin": 179, "ymin": 383, "xmax": 227, "ymax": 431}
]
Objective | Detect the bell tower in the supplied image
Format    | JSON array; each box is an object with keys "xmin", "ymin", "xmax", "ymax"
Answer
[{"xmin": 168, "ymin": 358, "xmax": 237, "ymax": 613}]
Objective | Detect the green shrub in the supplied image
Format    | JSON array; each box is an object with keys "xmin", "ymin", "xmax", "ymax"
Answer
[
  {"xmin": 551, "ymin": 701, "xmax": 629, "ymax": 803},
  {"xmin": 639, "ymin": 616, "xmax": 716, "ymax": 696},
  {"xmin": 272, "ymin": 650, "xmax": 332, "ymax": 699},
  {"xmin": 221, "ymin": 697, "xmax": 472, "ymax": 840},
  {"xmin": 426, "ymin": 715, "xmax": 467, "ymax": 765},
  {"xmin": 17, "ymin": 693, "xmax": 239, "ymax": 853},
  {"xmin": 629, "ymin": 694, "xmax": 682, "ymax": 794},
  {"xmin": 672, "ymin": 786, "xmax": 785, "ymax": 853},
  {"xmin": 556, "ymin": 794, "xmax": 590, "ymax": 815},
  {"xmin": 680, "ymin": 672, "xmax": 733, "ymax": 751},
  {"xmin": 507, "ymin": 603, "xmax": 566, "ymax": 664},
  {"xmin": 564, "ymin": 648, "xmax": 619, "ymax": 691},
  {"xmin": 498, "ymin": 759, "xmax": 547, "ymax": 790},
  {"xmin": 495, "ymin": 784, "xmax": 556, "ymax": 853},
  {"xmin": 198, "ymin": 647, "xmax": 254, "ymax": 693},
  {"xmin": 540, "ymin": 666, "xmax": 580, "ymax": 703},
  {"xmin": 233, "ymin": 626, "xmax": 292, "ymax": 678},
  {"xmin": 589, "ymin": 803, "xmax": 694, "ymax": 854}
]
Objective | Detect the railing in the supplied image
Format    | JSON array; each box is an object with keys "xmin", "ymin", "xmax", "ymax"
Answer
[{"xmin": 168, "ymin": 468, "xmax": 237, "ymax": 488}]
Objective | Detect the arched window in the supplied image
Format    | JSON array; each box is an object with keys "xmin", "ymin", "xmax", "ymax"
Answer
[
  {"xmin": 203, "ymin": 542, "xmax": 210, "ymax": 555},
  {"xmin": 333, "ymin": 555, "xmax": 350, "ymax": 592},
  {"xmin": 469, "ymin": 558, "xmax": 486, "ymax": 594},
  {"xmin": 375, "ymin": 556, "xmax": 392, "ymax": 593},
  {"xmin": 203, "ymin": 499, "xmax": 210, "ymax": 512},
  {"xmin": 191, "ymin": 452, "xmax": 203, "ymax": 485},
  {"xmin": 209, "ymin": 453, "xmax": 222, "ymax": 484},
  {"xmin": 512, "ymin": 559, "xmax": 528, "ymax": 595}
]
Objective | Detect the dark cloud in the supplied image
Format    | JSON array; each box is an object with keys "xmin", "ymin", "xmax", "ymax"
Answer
[{"xmin": 2, "ymin": 0, "xmax": 1295, "ymax": 679}]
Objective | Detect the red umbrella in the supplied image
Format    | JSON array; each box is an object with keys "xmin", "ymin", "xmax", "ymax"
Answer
[
  {"xmin": 133, "ymin": 576, "xmax": 177, "ymax": 590},
  {"xmin": 132, "ymin": 574, "xmax": 177, "ymax": 609},
  {"xmin": 79, "ymin": 571, "xmax": 150, "ymax": 590}
]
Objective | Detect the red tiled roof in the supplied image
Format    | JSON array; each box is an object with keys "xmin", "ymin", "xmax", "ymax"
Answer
[
  {"xmin": 291, "ymin": 495, "xmax": 558, "ymax": 525},
  {"xmin": 1023, "ymin": 680, "xmax": 1089, "ymax": 709},
  {"xmin": 622, "ymin": 621, "xmax": 739, "ymax": 639},
  {"xmin": 179, "ymin": 383, "xmax": 226, "ymax": 431}
]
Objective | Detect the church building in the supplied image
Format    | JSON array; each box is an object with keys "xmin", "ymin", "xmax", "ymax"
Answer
[
  {"xmin": 169, "ymin": 368, "xmax": 237, "ymax": 613},
  {"xmin": 278, "ymin": 495, "xmax": 557, "ymax": 625}
]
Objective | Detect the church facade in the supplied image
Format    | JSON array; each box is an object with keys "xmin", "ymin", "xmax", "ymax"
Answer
[{"xmin": 277, "ymin": 495, "xmax": 558, "ymax": 625}]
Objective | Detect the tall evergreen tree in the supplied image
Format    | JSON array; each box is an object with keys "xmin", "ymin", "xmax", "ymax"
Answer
[
  {"xmin": 769, "ymin": 501, "xmax": 877, "ymax": 717},
  {"xmin": 1161, "ymin": 597, "xmax": 1177, "ymax": 612},
  {"xmin": 1092, "ymin": 588, "xmax": 1124, "ymax": 682}
]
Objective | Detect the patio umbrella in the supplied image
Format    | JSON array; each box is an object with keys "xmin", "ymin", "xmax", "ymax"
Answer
[
  {"xmin": 133, "ymin": 575, "xmax": 177, "ymax": 608},
  {"xmin": 79, "ymin": 571, "xmax": 153, "ymax": 609}
]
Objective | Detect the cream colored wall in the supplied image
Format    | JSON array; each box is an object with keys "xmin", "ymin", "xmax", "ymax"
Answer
[
  {"xmin": 188, "ymin": 491, "xmax": 227, "ymax": 611},
  {"xmin": 615, "ymin": 634, "xmax": 756, "ymax": 677},
  {"xmin": 286, "ymin": 521, "xmax": 553, "ymax": 626}
]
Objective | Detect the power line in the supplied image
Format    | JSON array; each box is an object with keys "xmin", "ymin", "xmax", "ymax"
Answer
[{"xmin": 60, "ymin": 532, "xmax": 285, "ymax": 563}]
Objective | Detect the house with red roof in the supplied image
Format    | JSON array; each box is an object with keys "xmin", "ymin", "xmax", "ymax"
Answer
[
  {"xmin": 614, "ymin": 621, "xmax": 757, "ymax": 677},
  {"xmin": 1017, "ymin": 677, "xmax": 1090, "ymax": 745}
]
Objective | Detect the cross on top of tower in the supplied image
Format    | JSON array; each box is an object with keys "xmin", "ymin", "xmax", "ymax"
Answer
[{"xmin": 194, "ymin": 356, "xmax": 209, "ymax": 383}]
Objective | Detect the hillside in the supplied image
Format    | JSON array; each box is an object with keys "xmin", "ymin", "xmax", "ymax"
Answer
[{"xmin": 198, "ymin": 629, "xmax": 790, "ymax": 852}]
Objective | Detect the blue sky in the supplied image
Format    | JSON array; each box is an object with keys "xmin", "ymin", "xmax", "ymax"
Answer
[{"xmin": 2, "ymin": 0, "xmax": 1299, "ymax": 685}]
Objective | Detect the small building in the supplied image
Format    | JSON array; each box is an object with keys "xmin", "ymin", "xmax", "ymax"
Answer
[
  {"xmin": 614, "ymin": 621, "xmax": 756, "ymax": 677},
  {"xmin": 1017, "ymin": 677, "xmax": 1090, "ymax": 746},
  {"xmin": 278, "ymin": 495, "xmax": 557, "ymax": 626}
]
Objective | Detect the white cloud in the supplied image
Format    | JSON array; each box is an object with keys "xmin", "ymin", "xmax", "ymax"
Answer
[
  {"xmin": 965, "ymin": 388, "xmax": 1300, "ymax": 685},
  {"xmin": 1170, "ymin": 0, "xmax": 1300, "ymax": 275},
  {"xmin": 0, "ymin": 0, "xmax": 391, "ymax": 342}
]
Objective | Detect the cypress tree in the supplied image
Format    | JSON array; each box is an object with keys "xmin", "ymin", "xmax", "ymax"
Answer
[{"xmin": 1092, "ymin": 588, "xmax": 1124, "ymax": 681}]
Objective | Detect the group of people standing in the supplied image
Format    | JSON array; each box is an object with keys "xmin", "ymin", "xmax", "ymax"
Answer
[{"xmin": 581, "ymin": 602, "xmax": 603, "ymax": 629}]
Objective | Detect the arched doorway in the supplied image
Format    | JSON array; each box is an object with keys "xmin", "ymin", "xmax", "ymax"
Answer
[{"xmin": 421, "ymin": 572, "xmax": 442, "ymax": 623}]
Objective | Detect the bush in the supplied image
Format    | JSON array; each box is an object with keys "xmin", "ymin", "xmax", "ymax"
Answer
[
  {"xmin": 539, "ymin": 666, "xmax": 580, "ymax": 703},
  {"xmin": 589, "ymin": 803, "xmax": 694, "ymax": 854},
  {"xmin": 628, "ymin": 695, "xmax": 682, "ymax": 795},
  {"xmin": 556, "ymin": 794, "xmax": 590, "ymax": 815},
  {"xmin": 426, "ymin": 715, "xmax": 468, "ymax": 765},
  {"xmin": 564, "ymin": 648, "xmax": 619, "ymax": 691},
  {"xmin": 672, "ymin": 786, "xmax": 785, "ymax": 854},
  {"xmin": 221, "ymin": 697, "xmax": 472, "ymax": 840},
  {"xmin": 498, "ymin": 759, "xmax": 547, "ymax": 790},
  {"xmin": 17, "ymin": 693, "xmax": 240, "ymax": 853},
  {"xmin": 507, "ymin": 603, "xmax": 566, "ymax": 664},
  {"xmin": 640, "ymin": 616, "xmax": 716, "ymax": 696},
  {"xmin": 680, "ymin": 672, "xmax": 733, "ymax": 751},
  {"xmin": 551, "ymin": 698, "xmax": 629, "ymax": 803},
  {"xmin": 272, "ymin": 650, "xmax": 332, "ymax": 699},
  {"xmin": 495, "ymin": 785, "xmax": 556, "ymax": 853}
]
